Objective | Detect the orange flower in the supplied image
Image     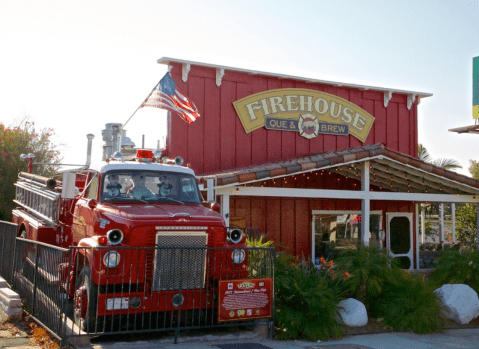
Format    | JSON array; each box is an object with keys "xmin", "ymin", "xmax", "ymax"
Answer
[
  {"xmin": 319, "ymin": 257, "xmax": 326, "ymax": 263},
  {"xmin": 343, "ymin": 271, "xmax": 350, "ymax": 277},
  {"xmin": 326, "ymin": 260, "xmax": 333, "ymax": 268}
]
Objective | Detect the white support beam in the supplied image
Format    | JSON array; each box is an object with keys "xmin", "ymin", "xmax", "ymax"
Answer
[
  {"xmin": 452, "ymin": 203, "xmax": 456, "ymax": 243},
  {"xmin": 216, "ymin": 186, "xmax": 478, "ymax": 203},
  {"xmin": 415, "ymin": 204, "xmax": 420, "ymax": 269},
  {"xmin": 421, "ymin": 207, "xmax": 425, "ymax": 244},
  {"xmin": 207, "ymin": 178, "xmax": 215, "ymax": 201},
  {"xmin": 407, "ymin": 93, "xmax": 417, "ymax": 110},
  {"xmin": 477, "ymin": 204, "xmax": 479, "ymax": 250},
  {"xmin": 182, "ymin": 63, "xmax": 191, "ymax": 82},
  {"xmin": 216, "ymin": 68, "xmax": 225, "ymax": 87},
  {"xmin": 221, "ymin": 195, "xmax": 230, "ymax": 227},
  {"xmin": 361, "ymin": 161, "xmax": 370, "ymax": 247},
  {"xmin": 384, "ymin": 90, "xmax": 393, "ymax": 107},
  {"xmin": 440, "ymin": 203, "xmax": 444, "ymax": 246}
]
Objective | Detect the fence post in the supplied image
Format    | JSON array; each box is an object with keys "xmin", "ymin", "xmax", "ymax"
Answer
[
  {"xmin": 31, "ymin": 244, "xmax": 40, "ymax": 317},
  {"xmin": 271, "ymin": 247, "xmax": 276, "ymax": 339},
  {"xmin": 60, "ymin": 248, "xmax": 74, "ymax": 348}
]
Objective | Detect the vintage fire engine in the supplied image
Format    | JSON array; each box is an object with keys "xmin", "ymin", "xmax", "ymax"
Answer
[{"xmin": 11, "ymin": 129, "xmax": 251, "ymax": 331}]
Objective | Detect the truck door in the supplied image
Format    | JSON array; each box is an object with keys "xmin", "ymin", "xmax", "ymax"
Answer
[{"xmin": 72, "ymin": 173, "xmax": 100, "ymax": 244}]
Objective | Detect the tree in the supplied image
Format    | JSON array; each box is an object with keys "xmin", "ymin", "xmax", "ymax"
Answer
[
  {"xmin": 455, "ymin": 203, "xmax": 477, "ymax": 249},
  {"xmin": 0, "ymin": 118, "xmax": 62, "ymax": 220},
  {"xmin": 418, "ymin": 144, "xmax": 462, "ymax": 170},
  {"xmin": 468, "ymin": 160, "xmax": 479, "ymax": 180}
]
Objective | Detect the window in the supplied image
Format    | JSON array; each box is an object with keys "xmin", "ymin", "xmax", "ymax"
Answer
[
  {"xmin": 84, "ymin": 174, "xmax": 99, "ymax": 200},
  {"xmin": 101, "ymin": 170, "xmax": 201, "ymax": 204},
  {"xmin": 312, "ymin": 211, "xmax": 383, "ymax": 265}
]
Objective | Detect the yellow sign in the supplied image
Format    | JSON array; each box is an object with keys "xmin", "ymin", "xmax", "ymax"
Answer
[{"xmin": 233, "ymin": 88, "xmax": 375, "ymax": 142}]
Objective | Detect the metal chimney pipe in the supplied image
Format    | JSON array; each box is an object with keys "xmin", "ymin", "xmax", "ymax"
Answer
[
  {"xmin": 111, "ymin": 125, "xmax": 120, "ymax": 153},
  {"xmin": 86, "ymin": 134, "xmax": 95, "ymax": 166}
]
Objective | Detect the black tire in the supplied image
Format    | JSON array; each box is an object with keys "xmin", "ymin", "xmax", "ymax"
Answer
[{"xmin": 73, "ymin": 265, "xmax": 99, "ymax": 332}]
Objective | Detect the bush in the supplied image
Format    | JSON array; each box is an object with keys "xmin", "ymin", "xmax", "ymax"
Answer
[
  {"xmin": 274, "ymin": 253, "xmax": 344, "ymax": 341},
  {"xmin": 246, "ymin": 234, "xmax": 274, "ymax": 278},
  {"xmin": 376, "ymin": 273, "xmax": 446, "ymax": 333},
  {"xmin": 430, "ymin": 248, "xmax": 479, "ymax": 294},
  {"xmin": 333, "ymin": 247, "xmax": 402, "ymax": 315}
]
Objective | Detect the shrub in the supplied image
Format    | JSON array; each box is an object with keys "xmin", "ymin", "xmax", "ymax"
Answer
[
  {"xmin": 430, "ymin": 248, "xmax": 479, "ymax": 294},
  {"xmin": 333, "ymin": 247, "xmax": 402, "ymax": 315},
  {"xmin": 376, "ymin": 272, "xmax": 446, "ymax": 333},
  {"xmin": 274, "ymin": 253, "xmax": 344, "ymax": 341},
  {"xmin": 246, "ymin": 234, "xmax": 274, "ymax": 278}
]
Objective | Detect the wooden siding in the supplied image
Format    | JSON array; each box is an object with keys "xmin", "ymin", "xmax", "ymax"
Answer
[{"xmin": 167, "ymin": 62, "xmax": 419, "ymax": 176}]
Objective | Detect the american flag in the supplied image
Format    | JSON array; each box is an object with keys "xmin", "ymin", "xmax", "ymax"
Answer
[{"xmin": 141, "ymin": 72, "xmax": 200, "ymax": 123}]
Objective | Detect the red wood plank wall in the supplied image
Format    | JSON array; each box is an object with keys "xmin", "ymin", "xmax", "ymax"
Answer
[
  {"xmin": 228, "ymin": 171, "xmax": 416, "ymax": 261},
  {"xmin": 167, "ymin": 63, "xmax": 419, "ymax": 176}
]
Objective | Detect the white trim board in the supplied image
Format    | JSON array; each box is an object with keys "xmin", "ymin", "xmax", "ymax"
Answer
[{"xmin": 217, "ymin": 186, "xmax": 477, "ymax": 203}]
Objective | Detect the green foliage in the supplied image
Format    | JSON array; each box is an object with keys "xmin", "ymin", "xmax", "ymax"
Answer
[
  {"xmin": 376, "ymin": 273, "xmax": 446, "ymax": 333},
  {"xmin": 0, "ymin": 118, "xmax": 62, "ymax": 220},
  {"xmin": 455, "ymin": 203, "xmax": 477, "ymax": 248},
  {"xmin": 418, "ymin": 144, "xmax": 461, "ymax": 170},
  {"xmin": 274, "ymin": 253, "xmax": 344, "ymax": 341},
  {"xmin": 246, "ymin": 234, "xmax": 274, "ymax": 278},
  {"xmin": 469, "ymin": 160, "xmax": 479, "ymax": 180},
  {"xmin": 333, "ymin": 247, "xmax": 401, "ymax": 314},
  {"xmin": 246, "ymin": 234, "xmax": 274, "ymax": 247},
  {"xmin": 430, "ymin": 248, "xmax": 479, "ymax": 294}
]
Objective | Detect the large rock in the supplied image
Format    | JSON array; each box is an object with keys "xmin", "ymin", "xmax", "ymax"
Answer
[
  {"xmin": 337, "ymin": 298, "xmax": 368, "ymax": 327},
  {"xmin": 434, "ymin": 284, "xmax": 479, "ymax": 324}
]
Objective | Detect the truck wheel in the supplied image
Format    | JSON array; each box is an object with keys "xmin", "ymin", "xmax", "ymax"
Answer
[{"xmin": 74, "ymin": 265, "xmax": 99, "ymax": 332}]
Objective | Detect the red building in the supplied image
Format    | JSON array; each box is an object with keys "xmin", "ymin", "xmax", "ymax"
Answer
[{"xmin": 158, "ymin": 57, "xmax": 479, "ymax": 269}]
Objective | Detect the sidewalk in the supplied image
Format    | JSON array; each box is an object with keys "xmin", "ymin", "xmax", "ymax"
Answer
[
  {"xmin": 83, "ymin": 327, "xmax": 479, "ymax": 349},
  {"xmin": 0, "ymin": 309, "xmax": 43, "ymax": 349}
]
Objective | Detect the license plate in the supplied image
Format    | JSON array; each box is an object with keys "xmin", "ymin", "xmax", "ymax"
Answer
[{"xmin": 106, "ymin": 297, "xmax": 129, "ymax": 310}]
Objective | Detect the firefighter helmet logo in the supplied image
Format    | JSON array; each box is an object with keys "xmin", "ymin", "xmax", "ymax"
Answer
[{"xmin": 298, "ymin": 113, "xmax": 319, "ymax": 139}]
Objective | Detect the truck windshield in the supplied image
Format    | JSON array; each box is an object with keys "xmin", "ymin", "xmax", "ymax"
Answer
[{"xmin": 101, "ymin": 171, "xmax": 201, "ymax": 204}]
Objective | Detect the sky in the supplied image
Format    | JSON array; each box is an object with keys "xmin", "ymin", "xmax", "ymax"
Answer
[{"xmin": 1, "ymin": 0, "xmax": 479, "ymax": 176}]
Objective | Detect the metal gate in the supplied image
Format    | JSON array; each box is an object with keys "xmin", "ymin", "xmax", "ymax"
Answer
[{"xmin": 0, "ymin": 221, "xmax": 275, "ymax": 347}]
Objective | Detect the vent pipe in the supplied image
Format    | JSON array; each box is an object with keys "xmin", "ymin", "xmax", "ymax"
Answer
[{"xmin": 86, "ymin": 134, "xmax": 95, "ymax": 166}]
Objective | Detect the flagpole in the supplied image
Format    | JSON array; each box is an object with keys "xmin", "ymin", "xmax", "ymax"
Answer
[
  {"xmin": 118, "ymin": 81, "xmax": 160, "ymax": 154},
  {"xmin": 123, "ymin": 81, "xmax": 160, "ymax": 129}
]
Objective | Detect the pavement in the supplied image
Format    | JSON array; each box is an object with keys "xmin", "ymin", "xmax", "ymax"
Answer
[
  {"xmin": 76, "ymin": 327, "xmax": 479, "ymax": 349},
  {"xmin": 0, "ymin": 309, "xmax": 43, "ymax": 349},
  {"xmin": 3, "ymin": 310, "xmax": 479, "ymax": 349}
]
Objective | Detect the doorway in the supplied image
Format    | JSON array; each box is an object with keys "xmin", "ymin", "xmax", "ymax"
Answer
[{"xmin": 386, "ymin": 213, "xmax": 413, "ymax": 269}]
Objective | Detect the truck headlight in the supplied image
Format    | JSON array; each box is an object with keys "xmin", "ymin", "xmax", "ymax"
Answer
[
  {"xmin": 103, "ymin": 251, "xmax": 121, "ymax": 268},
  {"xmin": 231, "ymin": 249, "xmax": 245, "ymax": 264}
]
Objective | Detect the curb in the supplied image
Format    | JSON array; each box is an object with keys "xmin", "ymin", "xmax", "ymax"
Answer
[{"xmin": 0, "ymin": 277, "xmax": 22, "ymax": 322}]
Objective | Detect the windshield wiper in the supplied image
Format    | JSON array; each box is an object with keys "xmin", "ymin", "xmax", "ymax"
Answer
[{"xmin": 158, "ymin": 197, "xmax": 185, "ymax": 205}]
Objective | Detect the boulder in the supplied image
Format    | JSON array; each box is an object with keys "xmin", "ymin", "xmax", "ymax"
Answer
[
  {"xmin": 434, "ymin": 284, "xmax": 479, "ymax": 324},
  {"xmin": 337, "ymin": 298, "xmax": 368, "ymax": 327}
]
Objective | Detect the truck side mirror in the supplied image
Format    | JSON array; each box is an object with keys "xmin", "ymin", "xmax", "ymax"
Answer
[{"xmin": 61, "ymin": 172, "xmax": 77, "ymax": 199}]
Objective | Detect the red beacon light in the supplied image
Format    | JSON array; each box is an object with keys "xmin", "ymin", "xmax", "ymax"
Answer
[{"xmin": 136, "ymin": 149, "xmax": 153, "ymax": 163}]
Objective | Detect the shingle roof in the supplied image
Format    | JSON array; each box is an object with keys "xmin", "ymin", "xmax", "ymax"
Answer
[{"xmin": 198, "ymin": 143, "xmax": 479, "ymax": 195}]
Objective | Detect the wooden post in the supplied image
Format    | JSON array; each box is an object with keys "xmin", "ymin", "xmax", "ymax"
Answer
[{"xmin": 361, "ymin": 161, "xmax": 370, "ymax": 247}]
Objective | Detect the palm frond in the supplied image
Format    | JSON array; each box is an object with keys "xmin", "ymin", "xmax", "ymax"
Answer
[
  {"xmin": 418, "ymin": 144, "xmax": 431, "ymax": 162},
  {"xmin": 432, "ymin": 158, "xmax": 462, "ymax": 170}
]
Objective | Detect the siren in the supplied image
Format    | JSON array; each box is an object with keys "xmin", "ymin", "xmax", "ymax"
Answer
[
  {"xmin": 227, "ymin": 228, "xmax": 243, "ymax": 244},
  {"xmin": 161, "ymin": 156, "xmax": 184, "ymax": 166}
]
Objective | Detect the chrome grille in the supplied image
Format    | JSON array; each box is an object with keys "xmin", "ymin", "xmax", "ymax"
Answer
[{"xmin": 152, "ymin": 232, "xmax": 208, "ymax": 291}]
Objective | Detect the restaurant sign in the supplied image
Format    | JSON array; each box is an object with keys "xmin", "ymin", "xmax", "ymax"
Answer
[
  {"xmin": 233, "ymin": 88, "xmax": 374, "ymax": 142},
  {"xmin": 218, "ymin": 278, "xmax": 273, "ymax": 322}
]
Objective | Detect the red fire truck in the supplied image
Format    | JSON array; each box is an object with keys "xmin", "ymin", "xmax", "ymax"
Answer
[{"xmin": 11, "ymin": 137, "xmax": 255, "ymax": 332}]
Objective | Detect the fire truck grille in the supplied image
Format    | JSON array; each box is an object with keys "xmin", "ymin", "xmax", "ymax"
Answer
[{"xmin": 152, "ymin": 232, "xmax": 208, "ymax": 291}]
